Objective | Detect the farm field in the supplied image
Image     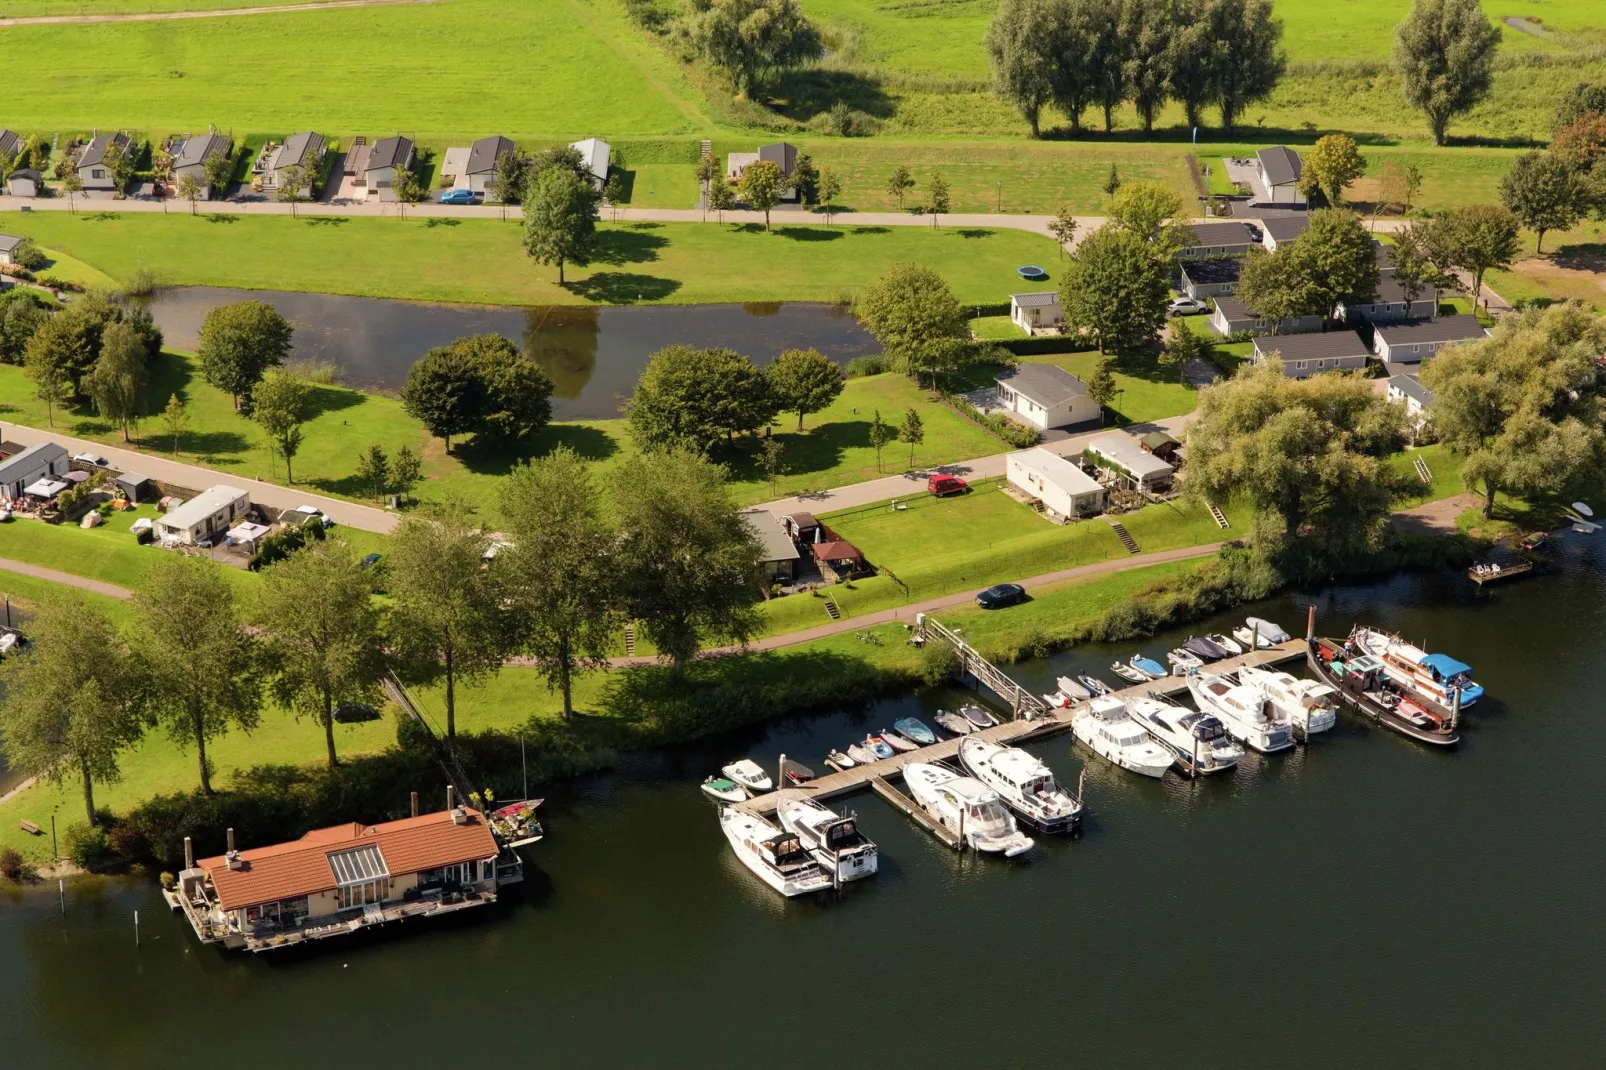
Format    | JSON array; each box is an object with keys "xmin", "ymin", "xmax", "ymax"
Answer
[
  {"xmin": 0, "ymin": 0, "xmax": 369, "ymax": 13},
  {"xmin": 2, "ymin": 212, "xmax": 1062, "ymax": 306}
]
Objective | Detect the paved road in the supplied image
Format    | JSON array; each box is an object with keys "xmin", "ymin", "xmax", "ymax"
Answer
[
  {"xmin": 757, "ymin": 413, "xmax": 1196, "ymax": 517},
  {"xmin": 0, "ymin": 557, "xmax": 133, "ymax": 599},
  {"xmin": 0, "ymin": 0, "xmax": 434, "ymax": 26},
  {"xmin": 0, "ymin": 424, "xmax": 398, "ymax": 533},
  {"xmin": 581, "ymin": 540, "xmax": 1226, "ymax": 667}
]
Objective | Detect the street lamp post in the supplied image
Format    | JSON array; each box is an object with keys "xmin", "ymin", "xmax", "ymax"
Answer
[{"xmin": 996, "ymin": 181, "xmax": 1002, "ymax": 211}]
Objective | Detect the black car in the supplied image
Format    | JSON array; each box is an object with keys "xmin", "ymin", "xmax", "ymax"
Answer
[
  {"xmin": 976, "ymin": 582, "xmax": 1026, "ymax": 609},
  {"xmin": 359, "ymin": 552, "xmax": 383, "ymax": 571}
]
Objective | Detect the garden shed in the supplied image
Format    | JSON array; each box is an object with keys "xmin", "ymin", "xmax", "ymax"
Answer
[
  {"xmin": 116, "ymin": 473, "xmax": 156, "ymax": 503},
  {"xmin": 811, "ymin": 540, "xmax": 867, "ymax": 583}
]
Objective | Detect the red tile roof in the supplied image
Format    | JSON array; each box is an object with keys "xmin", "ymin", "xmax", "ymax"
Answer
[
  {"xmin": 199, "ymin": 809, "xmax": 499, "ymax": 912},
  {"xmin": 811, "ymin": 540, "xmax": 863, "ymax": 561}
]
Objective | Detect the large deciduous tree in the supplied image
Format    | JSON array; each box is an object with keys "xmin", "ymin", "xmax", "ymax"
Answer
[
  {"xmin": 1120, "ymin": 0, "xmax": 1174, "ymax": 133},
  {"xmin": 856, "ymin": 263, "xmax": 970, "ymax": 387},
  {"xmin": 198, "ymin": 300, "xmax": 292, "ymax": 411},
  {"xmin": 1421, "ymin": 302, "xmax": 1606, "ymax": 518},
  {"xmin": 764, "ymin": 347, "xmax": 844, "ymax": 429},
  {"xmin": 737, "ymin": 159, "xmax": 785, "ymax": 230},
  {"xmin": 1300, "ymin": 134, "xmax": 1367, "ymax": 207},
  {"xmin": 1394, "ymin": 0, "xmax": 1500, "ymax": 146},
  {"xmin": 675, "ymin": 0, "xmax": 823, "ymax": 98},
  {"xmin": 1184, "ymin": 362, "xmax": 1411, "ymax": 559},
  {"xmin": 402, "ymin": 343, "xmax": 487, "ymax": 453},
  {"xmin": 1059, "ymin": 225, "xmax": 1170, "ymax": 354},
  {"xmin": 986, "ymin": 0, "xmax": 1060, "ymax": 137},
  {"xmin": 500, "ymin": 447, "xmax": 621, "ymax": 718},
  {"xmin": 1286, "ymin": 208, "xmax": 1380, "ymax": 324},
  {"xmin": 1108, "ymin": 180, "xmax": 1191, "ymax": 259},
  {"xmin": 611, "ymin": 449, "xmax": 763, "ymax": 675},
  {"xmin": 255, "ymin": 539, "xmax": 385, "ymax": 767},
  {"xmin": 0, "ymin": 289, "xmax": 50, "ymax": 366},
  {"xmin": 0, "ymin": 596, "xmax": 148, "ymax": 826},
  {"xmin": 250, "ymin": 369, "xmax": 310, "ymax": 482},
  {"xmin": 1166, "ymin": 0, "xmax": 1216, "ymax": 129},
  {"xmin": 1426, "ymin": 203, "xmax": 1520, "ymax": 303},
  {"xmin": 83, "ymin": 320, "xmax": 149, "ymax": 441},
  {"xmin": 452, "ymin": 333, "xmax": 554, "ymax": 443},
  {"xmin": 523, "ymin": 166, "xmax": 597, "ymax": 285},
  {"xmin": 135, "ymin": 554, "xmax": 263, "ymax": 795},
  {"xmin": 1500, "ymin": 151, "xmax": 1587, "ymax": 254},
  {"xmin": 627, "ymin": 344, "xmax": 776, "ymax": 453},
  {"xmin": 386, "ymin": 502, "xmax": 512, "ymax": 742},
  {"xmin": 1204, "ymin": 0, "xmax": 1285, "ymax": 133}
]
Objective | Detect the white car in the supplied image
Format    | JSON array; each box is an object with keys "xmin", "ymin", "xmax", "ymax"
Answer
[
  {"xmin": 293, "ymin": 504, "xmax": 336, "ymax": 528},
  {"xmin": 73, "ymin": 452, "xmax": 112, "ymax": 469},
  {"xmin": 1167, "ymin": 298, "xmax": 1207, "ymax": 316}
]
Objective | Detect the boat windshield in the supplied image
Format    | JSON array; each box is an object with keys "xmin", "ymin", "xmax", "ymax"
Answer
[
  {"xmin": 766, "ymin": 834, "xmax": 809, "ymax": 866},
  {"xmin": 825, "ymin": 820, "xmax": 866, "ymax": 849}
]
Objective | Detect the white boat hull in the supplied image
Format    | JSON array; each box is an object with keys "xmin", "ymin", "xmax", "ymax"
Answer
[
  {"xmin": 1186, "ymin": 677, "xmax": 1295, "ymax": 754},
  {"xmin": 720, "ymin": 810, "xmax": 833, "ymax": 897},
  {"xmin": 1072, "ymin": 718, "xmax": 1171, "ymax": 778}
]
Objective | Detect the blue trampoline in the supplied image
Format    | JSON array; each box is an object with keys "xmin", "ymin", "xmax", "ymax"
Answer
[{"xmin": 1017, "ymin": 265, "xmax": 1047, "ymax": 279}]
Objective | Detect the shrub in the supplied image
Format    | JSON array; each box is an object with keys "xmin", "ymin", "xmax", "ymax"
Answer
[
  {"xmin": 844, "ymin": 355, "xmax": 887, "ymax": 377},
  {"xmin": 63, "ymin": 822, "xmax": 114, "ymax": 870},
  {"xmin": 807, "ymin": 102, "xmax": 883, "ymax": 137},
  {"xmin": 107, "ymin": 822, "xmax": 147, "ymax": 861},
  {"xmin": 945, "ymin": 394, "xmax": 1039, "ymax": 448},
  {"xmin": 395, "ymin": 710, "xmax": 434, "ymax": 752},
  {"xmin": 10, "ymin": 240, "xmax": 47, "ymax": 271},
  {"xmin": 1, "ymin": 846, "xmax": 37, "ymax": 882},
  {"xmin": 918, "ymin": 642, "xmax": 961, "ymax": 686},
  {"xmin": 159, "ymin": 871, "xmax": 177, "ymax": 890}
]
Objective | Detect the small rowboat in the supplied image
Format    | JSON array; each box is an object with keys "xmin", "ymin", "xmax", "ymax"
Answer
[
  {"xmin": 1056, "ymin": 676, "xmax": 1092, "ymax": 701},
  {"xmin": 1130, "ymin": 655, "xmax": 1168, "ymax": 680},
  {"xmin": 1078, "ymin": 674, "xmax": 1112, "ymax": 696},
  {"xmin": 934, "ymin": 710, "xmax": 973, "ymax": 735},
  {"xmin": 1206, "ymin": 632, "xmax": 1243, "ymax": 655},
  {"xmin": 892, "ymin": 717, "xmax": 937, "ymax": 745},
  {"xmin": 701, "ymin": 776, "xmax": 748, "ymax": 803},
  {"xmin": 825, "ymin": 749, "xmax": 855, "ymax": 771},
  {"xmin": 1111, "ymin": 660, "xmax": 1148, "ymax": 684},
  {"xmin": 1167, "ymin": 648, "xmax": 1205, "ymax": 673},
  {"xmin": 863, "ymin": 735, "xmax": 897, "ymax": 760},
  {"xmin": 847, "ymin": 742, "xmax": 879, "ymax": 765},
  {"xmin": 881, "ymin": 730, "xmax": 918, "ymax": 752},
  {"xmin": 961, "ymin": 704, "xmax": 1000, "ymax": 730},
  {"xmin": 781, "ymin": 758, "xmax": 816, "ymax": 786}
]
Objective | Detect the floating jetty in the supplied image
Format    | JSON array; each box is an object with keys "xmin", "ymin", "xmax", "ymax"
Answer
[
  {"xmin": 738, "ymin": 636, "xmax": 1308, "ymax": 822},
  {"xmin": 1468, "ymin": 561, "xmax": 1533, "ymax": 586}
]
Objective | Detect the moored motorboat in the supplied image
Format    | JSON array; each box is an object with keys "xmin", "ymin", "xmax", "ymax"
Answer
[
  {"xmin": 781, "ymin": 758, "xmax": 817, "ymax": 786},
  {"xmin": 1078, "ymin": 674, "xmax": 1113, "ymax": 696},
  {"xmin": 1232, "ymin": 617, "xmax": 1290, "ymax": 649},
  {"xmin": 1111, "ymin": 661, "xmax": 1148, "ymax": 684},
  {"xmin": 863, "ymin": 735, "xmax": 897, "ymax": 760},
  {"xmin": 1130, "ymin": 655, "xmax": 1168, "ymax": 680},
  {"xmin": 1205, "ymin": 632, "xmax": 1243, "ymax": 655},
  {"xmin": 719, "ymin": 807, "xmax": 834, "ymax": 897},
  {"xmin": 961, "ymin": 704, "xmax": 1000, "ymax": 730},
  {"xmin": 1056, "ymin": 675, "xmax": 1092, "ymax": 701},
  {"xmin": 1125, "ymin": 694, "xmax": 1243, "ymax": 776},
  {"xmin": 1071, "ymin": 696, "xmax": 1173, "ymax": 778},
  {"xmin": 1186, "ymin": 670, "xmax": 1295, "ymax": 753},
  {"xmin": 1236, "ymin": 665, "xmax": 1338, "ymax": 738},
  {"xmin": 881, "ymin": 729, "xmax": 919, "ymax": 753},
  {"xmin": 702, "ymin": 776, "xmax": 748, "ymax": 803},
  {"xmin": 825, "ymin": 748, "xmax": 856, "ymax": 771},
  {"xmin": 902, "ymin": 763, "xmax": 1035, "ymax": 856},
  {"xmin": 958, "ymin": 737, "xmax": 1083, "ymax": 833},
  {"xmin": 1167, "ymin": 648, "xmax": 1205, "ymax": 674},
  {"xmin": 933, "ymin": 710, "xmax": 973, "ymax": 736},
  {"xmin": 1349, "ymin": 625, "xmax": 1484, "ymax": 709},
  {"xmin": 722, "ymin": 759, "xmax": 774, "ymax": 793},
  {"xmin": 847, "ymin": 742, "xmax": 878, "ymax": 765},
  {"xmin": 778, "ymin": 797, "xmax": 878, "ymax": 882},
  {"xmin": 1307, "ymin": 635, "xmax": 1459, "ymax": 746},
  {"xmin": 892, "ymin": 717, "xmax": 937, "ymax": 746},
  {"xmin": 1182, "ymin": 636, "xmax": 1230, "ymax": 662}
]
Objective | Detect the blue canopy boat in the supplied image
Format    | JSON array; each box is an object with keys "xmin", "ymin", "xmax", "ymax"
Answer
[
  {"xmin": 1131, "ymin": 655, "xmax": 1169, "ymax": 680},
  {"xmin": 892, "ymin": 717, "xmax": 937, "ymax": 746}
]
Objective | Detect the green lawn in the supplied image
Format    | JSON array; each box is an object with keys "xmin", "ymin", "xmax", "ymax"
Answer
[
  {"xmin": 1392, "ymin": 442, "xmax": 1467, "ymax": 506},
  {"xmin": 3, "ymin": 212, "xmax": 1062, "ymax": 307},
  {"xmin": 1023, "ymin": 352, "xmax": 1198, "ymax": 424},
  {"xmin": 969, "ymin": 315, "xmax": 1026, "ymax": 341}
]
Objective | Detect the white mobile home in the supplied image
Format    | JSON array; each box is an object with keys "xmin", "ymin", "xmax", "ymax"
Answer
[
  {"xmin": 994, "ymin": 364, "xmax": 1101, "ymax": 431},
  {"xmin": 1082, "ymin": 432, "xmax": 1174, "ymax": 493},
  {"xmin": 1009, "ymin": 291, "xmax": 1061, "ymax": 333},
  {"xmin": 1252, "ymin": 330, "xmax": 1372, "ymax": 379},
  {"xmin": 154, "ymin": 485, "xmax": 251, "ymax": 545},
  {"xmin": 0, "ymin": 441, "xmax": 70, "ymax": 499},
  {"xmin": 1255, "ymin": 146, "xmax": 1305, "ymax": 206},
  {"xmin": 1372, "ymin": 315, "xmax": 1487, "ymax": 366},
  {"xmin": 1007, "ymin": 447, "xmax": 1106, "ymax": 520}
]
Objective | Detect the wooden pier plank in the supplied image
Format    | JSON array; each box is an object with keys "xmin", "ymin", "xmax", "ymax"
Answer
[
  {"xmin": 869, "ymin": 775, "xmax": 960, "ymax": 848},
  {"xmin": 738, "ymin": 639, "xmax": 1310, "ymax": 817}
]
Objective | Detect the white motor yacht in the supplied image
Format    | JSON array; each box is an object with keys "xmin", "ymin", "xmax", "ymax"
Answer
[
  {"xmin": 1206, "ymin": 632, "xmax": 1243, "ymax": 655},
  {"xmin": 1186, "ymin": 671, "xmax": 1295, "ymax": 753},
  {"xmin": 722, "ymin": 759, "xmax": 773, "ymax": 793},
  {"xmin": 1070, "ymin": 697, "xmax": 1173, "ymax": 779},
  {"xmin": 719, "ymin": 807, "xmax": 834, "ymax": 897},
  {"xmin": 958, "ymin": 738, "xmax": 1083, "ymax": 833},
  {"xmin": 1236, "ymin": 665, "xmax": 1338, "ymax": 737},
  {"xmin": 1125, "ymin": 694, "xmax": 1244, "ymax": 775},
  {"xmin": 902, "ymin": 763, "xmax": 1034, "ymax": 856},
  {"xmin": 777, "ymin": 798, "xmax": 878, "ymax": 883}
]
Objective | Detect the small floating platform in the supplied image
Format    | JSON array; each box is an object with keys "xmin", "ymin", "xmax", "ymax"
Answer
[
  {"xmin": 1468, "ymin": 561, "xmax": 1533, "ymax": 585},
  {"xmin": 869, "ymin": 775, "xmax": 960, "ymax": 849}
]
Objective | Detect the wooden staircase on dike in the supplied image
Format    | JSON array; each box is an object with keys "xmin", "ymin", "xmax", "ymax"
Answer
[
  {"xmin": 624, "ymin": 625, "xmax": 636, "ymax": 657},
  {"xmin": 699, "ymin": 139, "xmax": 712, "ymax": 161},
  {"xmin": 1208, "ymin": 503, "xmax": 1230, "ymax": 529},
  {"xmin": 823, "ymin": 597, "xmax": 842, "ymax": 621},
  {"xmin": 1110, "ymin": 521, "xmax": 1140, "ymax": 553},
  {"xmin": 1414, "ymin": 454, "xmax": 1433, "ymax": 484}
]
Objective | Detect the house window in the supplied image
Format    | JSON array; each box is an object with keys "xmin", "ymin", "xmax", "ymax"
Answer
[
  {"xmin": 481, "ymin": 860, "xmax": 494, "ymax": 881},
  {"xmin": 92, "ymin": 169, "xmax": 105, "ymax": 179}
]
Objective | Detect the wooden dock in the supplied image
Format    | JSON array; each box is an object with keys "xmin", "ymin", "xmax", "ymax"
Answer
[
  {"xmin": 1468, "ymin": 561, "xmax": 1533, "ymax": 585},
  {"xmin": 869, "ymin": 775, "xmax": 960, "ymax": 848},
  {"xmin": 738, "ymin": 638, "xmax": 1309, "ymax": 818}
]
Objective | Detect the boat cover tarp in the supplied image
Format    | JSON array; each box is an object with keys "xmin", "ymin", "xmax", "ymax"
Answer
[
  {"xmin": 1419, "ymin": 653, "xmax": 1471, "ymax": 679},
  {"xmin": 1133, "ymin": 657, "xmax": 1167, "ymax": 674},
  {"xmin": 1183, "ymin": 636, "xmax": 1229, "ymax": 660},
  {"xmin": 1245, "ymin": 617, "xmax": 1291, "ymax": 642}
]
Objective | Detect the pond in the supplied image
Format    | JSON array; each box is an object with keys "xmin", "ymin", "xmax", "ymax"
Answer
[{"xmin": 140, "ymin": 288, "xmax": 880, "ymax": 421}]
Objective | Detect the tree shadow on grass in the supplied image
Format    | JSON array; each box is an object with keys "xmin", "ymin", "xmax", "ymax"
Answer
[
  {"xmin": 773, "ymin": 226, "xmax": 843, "ymax": 242},
  {"xmin": 591, "ymin": 227, "xmax": 669, "ymax": 267},
  {"xmin": 84, "ymin": 212, "xmax": 120, "ymax": 223},
  {"xmin": 845, "ymin": 226, "xmax": 890, "ymax": 235},
  {"xmin": 955, "ymin": 229, "xmax": 994, "ymax": 240},
  {"xmin": 177, "ymin": 429, "xmax": 252, "ymax": 458},
  {"xmin": 205, "ymin": 214, "xmax": 238, "ymax": 224},
  {"xmin": 769, "ymin": 69, "xmax": 895, "ymax": 122},
  {"xmin": 565, "ymin": 272, "xmax": 680, "ymax": 304},
  {"xmin": 423, "ymin": 218, "xmax": 461, "ymax": 229},
  {"xmin": 452, "ymin": 421, "xmax": 619, "ymax": 475},
  {"xmin": 304, "ymin": 217, "xmax": 348, "ymax": 227},
  {"xmin": 1549, "ymin": 244, "xmax": 1606, "ymax": 272},
  {"xmin": 303, "ymin": 383, "xmax": 366, "ymax": 420},
  {"xmin": 717, "ymin": 419, "xmax": 870, "ymax": 484}
]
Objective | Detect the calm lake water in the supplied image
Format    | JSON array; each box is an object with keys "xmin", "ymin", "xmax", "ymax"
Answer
[
  {"xmin": 142, "ymin": 288, "xmax": 879, "ymax": 420},
  {"xmin": 4, "ymin": 536, "xmax": 1606, "ymax": 1065}
]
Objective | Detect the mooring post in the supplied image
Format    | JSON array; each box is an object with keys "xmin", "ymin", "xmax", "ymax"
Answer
[
  {"xmin": 58, "ymin": 879, "xmax": 64, "ymax": 915},
  {"xmin": 778, "ymin": 753, "xmax": 786, "ymax": 794},
  {"xmin": 1306, "ymin": 604, "xmax": 1316, "ymax": 644},
  {"xmin": 1451, "ymin": 686, "xmax": 1461, "ymax": 731},
  {"xmin": 134, "ymin": 910, "xmax": 140, "ymax": 947},
  {"xmin": 958, "ymin": 805, "xmax": 966, "ymax": 853}
]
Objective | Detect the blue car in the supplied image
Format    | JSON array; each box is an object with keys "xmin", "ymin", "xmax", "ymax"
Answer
[{"xmin": 439, "ymin": 188, "xmax": 477, "ymax": 205}]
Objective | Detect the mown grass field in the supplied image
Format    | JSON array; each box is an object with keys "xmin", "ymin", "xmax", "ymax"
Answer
[{"xmin": 2, "ymin": 212, "xmax": 1061, "ymax": 306}]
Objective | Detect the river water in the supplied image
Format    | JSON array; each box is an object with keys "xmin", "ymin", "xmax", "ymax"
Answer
[
  {"xmin": 141, "ymin": 288, "xmax": 879, "ymax": 420},
  {"xmin": 4, "ymin": 535, "xmax": 1605, "ymax": 1065}
]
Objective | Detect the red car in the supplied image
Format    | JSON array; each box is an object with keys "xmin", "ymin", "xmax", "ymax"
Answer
[{"xmin": 927, "ymin": 474, "xmax": 969, "ymax": 497}]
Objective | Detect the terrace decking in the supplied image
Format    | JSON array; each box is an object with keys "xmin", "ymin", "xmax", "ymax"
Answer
[{"xmin": 737, "ymin": 638, "xmax": 1309, "ymax": 818}]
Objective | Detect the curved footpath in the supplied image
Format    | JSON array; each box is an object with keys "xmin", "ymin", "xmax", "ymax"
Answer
[{"xmin": 0, "ymin": 556, "xmax": 132, "ymax": 599}]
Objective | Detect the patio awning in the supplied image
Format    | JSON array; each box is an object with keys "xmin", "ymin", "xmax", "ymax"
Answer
[
  {"xmin": 226, "ymin": 521, "xmax": 271, "ymax": 542},
  {"xmin": 62, "ymin": 470, "xmax": 91, "ymax": 483},
  {"xmin": 23, "ymin": 478, "xmax": 68, "ymax": 497}
]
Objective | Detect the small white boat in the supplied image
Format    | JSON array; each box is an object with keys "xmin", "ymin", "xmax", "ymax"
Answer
[
  {"xmin": 1167, "ymin": 648, "xmax": 1205, "ymax": 674},
  {"xmin": 846, "ymin": 742, "xmax": 878, "ymax": 765},
  {"xmin": 863, "ymin": 735, "xmax": 896, "ymax": 760},
  {"xmin": 1125, "ymin": 694, "xmax": 1243, "ymax": 775},
  {"xmin": 719, "ymin": 807, "xmax": 833, "ymax": 897},
  {"xmin": 701, "ymin": 776, "xmax": 748, "ymax": 803},
  {"xmin": 1187, "ymin": 670, "xmax": 1295, "ymax": 753},
  {"xmin": 959, "ymin": 738, "xmax": 1082, "ymax": 833},
  {"xmin": 1111, "ymin": 660, "xmax": 1148, "ymax": 684},
  {"xmin": 881, "ymin": 729, "xmax": 918, "ymax": 753},
  {"xmin": 1078, "ymin": 674, "xmax": 1113, "ymax": 697},
  {"xmin": 933, "ymin": 710, "xmax": 973, "ymax": 735},
  {"xmin": 778, "ymin": 798, "xmax": 878, "ymax": 883},
  {"xmin": 1071, "ymin": 697, "xmax": 1173, "ymax": 779},
  {"xmin": 961, "ymin": 705, "xmax": 1000, "ymax": 731},
  {"xmin": 1573, "ymin": 501, "xmax": 1594, "ymax": 518},
  {"xmin": 1206, "ymin": 632, "xmax": 1243, "ymax": 655},
  {"xmin": 1130, "ymin": 655, "xmax": 1168, "ymax": 680},
  {"xmin": 825, "ymin": 748, "xmax": 855, "ymax": 771},
  {"xmin": 1232, "ymin": 617, "xmax": 1290, "ymax": 649},
  {"xmin": 722, "ymin": 759, "xmax": 773, "ymax": 794},
  {"xmin": 1236, "ymin": 665, "xmax": 1338, "ymax": 737},
  {"xmin": 1056, "ymin": 676, "xmax": 1092, "ymax": 701},
  {"xmin": 902, "ymin": 763, "xmax": 1034, "ymax": 856}
]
